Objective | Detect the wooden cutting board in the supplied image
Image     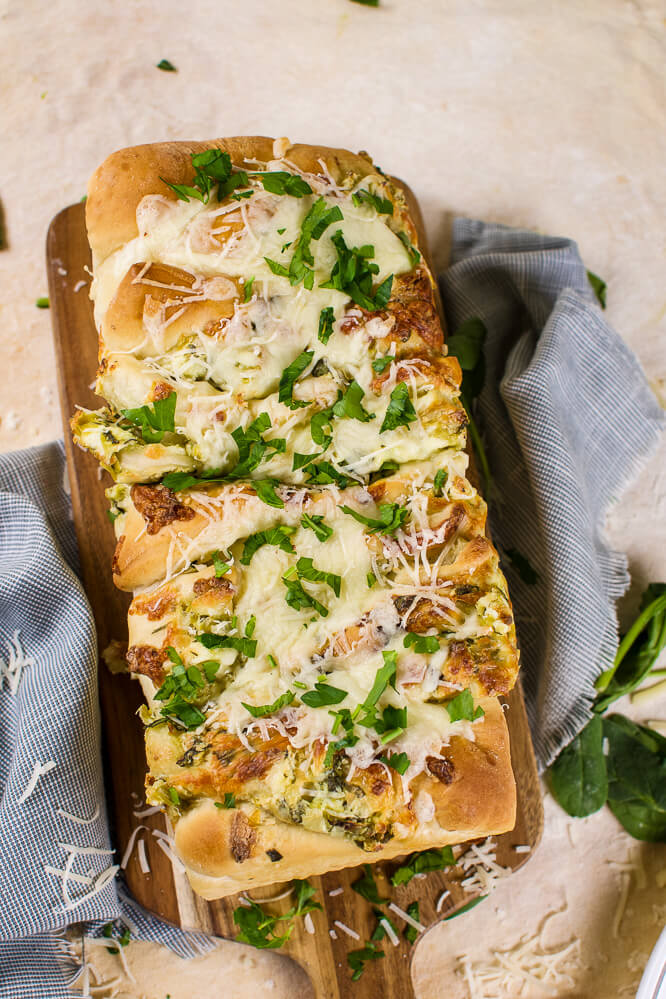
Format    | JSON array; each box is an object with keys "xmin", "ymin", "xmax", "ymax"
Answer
[{"xmin": 47, "ymin": 200, "xmax": 543, "ymax": 999}]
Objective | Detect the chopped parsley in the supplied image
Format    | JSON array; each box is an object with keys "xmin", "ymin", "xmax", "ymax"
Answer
[
  {"xmin": 332, "ymin": 380, "xmax": 375, "ymax": 422},
  {"xmin": 265, "ymin": 196, "xmax": 343, "ymax": 290},
  {"xmin": 294, "ymin": 556, "xmax": 340, "ymax": 596},
  {"xmin": 234, "ymin": 878, "xmax": 321, "ymax": 949},
  {"xmin": 241, "ymin": 691, "xmax": 295, "ymax": 718},
  {"xmin": 303, "ymin": 461, "xmax": 350, "ymax": 488},
  {"xmin": 366, "ymin": 572, "xmax": 376, "ymax": 588},
  {"xmin": 254, "ymin": 479, "xmax": 284, "ymax": 508},
  {"xmin": 347, "ymin": 941, "xmax": 384, "ymax": 980},
  {"xmin": 198, "ymin": 632, "xmax": 258, "ymax": 658},
  {"xmin": 320, "ymin": 230, "xmax": 393, "ymax": 311},
  {"xmin": 390, "ymin": 846, "xmax": 455, "ymax": 886},
  {"xmin": 243, "ymin": 276, "xmax": 255, "ymax": 302},
  {"xmin": 153, "ymin": 648, "xmax": 214, "ymax": 729},
  {"xmin": 403, "ymin": 901, "xmax": 421, "ymax": 943},
  {"xmin": 352, "ymin": 188, "xmax": 393, "ymax": 214},
  {"xmin": 379, "ymin": 751, "xmax": 410, "ymax": 775},
  {"xmin": 211, "ymin": 551, "xmax": 231, "ymax": 577},
  {"xmin": 371, "ymin": 355, "xmax": 393, "ymax": 374},
  {"xmin": 445, "ymin": 688, "xmax": 485, "ymax": 722},
  {"xmin": 397, "ymin": 230, "xmax": 421, "ymax": 268},
  {"xmin": 301, "ymin": 512, "xmax": 333, "ymax": 541},
  {"xmin": 282, "ymin": 568, "xmax": 328, "ymax": 617},
  {"xmin": 278, "ymin": 349, "xmax": 314, "ymax": 409},
  {"xmin": 351, "ymin": 864, "xmax": 388, "ymax": 904},
  {"xmin": 240, "ymin": 525, "xmax": 296, "ymax": 564},
  {"xmin": 310, "ymin": 406, "xmax": 334, "ymax": 448},
  {"xmin": 380, "ymin": 382, "xmax": 417, "ymax": 433},
  {"xmin": 121, "ymin": 392, "xmax": 177, "ymax": 443},
  {"xmin": 35, "ymin": 296, "xmax": 50, "ymax": 309},
  {"xmin": 156, "ymin": 59, "xmax": 177, "ymax": 71},
  {"xmin": 230, "ymin": 412, "xmax": 286, "ymax": 477},
  {"xmin": 317, "ymin": 306, "xmax": 335, "ymax": 344},
  {"xmin": 161, "ymin": 148, "xmax": 249, "ymax": 204},
  {"xmin": 324, "ymin": 708, "xmax": 359, "ymax": 766},
  {"xmin": 340, "ymin": 502, "xmax": 409, "ymax": 536},
  {"xmin": 215, "ymin": 792, "xmax": 236, "ymax": 809},
  {"xmin": 300, "ymin": 678, "xmax": 347, "ymax": 708},
  {"xmin": 433, "ymin": 468, "xmax": 448, "ymax": 496},
  {"xmin": 253, "ymin": 171, "xmax": 312, "ymax": 197},
  {"xmin": 403, "ymin": 632, "xmax": 440, "ymax": 654}
]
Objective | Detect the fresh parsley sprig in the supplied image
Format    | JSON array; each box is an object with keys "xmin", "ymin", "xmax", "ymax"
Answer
[
  {"xmin": 390, "ymin": 846, "xmax": 455, "ymax": 886},
  {"xmin": 121, "ymin": 392, "xmax": 177, "ymax": 444},
  {"xmin": 234, "ymin": 879, "xmax": 322, "ymax": 949},
  {"xmin": 340, "ymin": 502, "xmax": 409, "ymax": 536}
]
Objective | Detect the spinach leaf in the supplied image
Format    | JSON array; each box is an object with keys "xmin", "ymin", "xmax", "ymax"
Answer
[
  {"xmin": 604, "ymin": 714, "xmax": 666, "ymax": 841},
  {"xmin": 547, "ymin": 715, "xmax": 608, "ymax": 817},
  {"xmin": 594, "ymin": 583, "xmax": 666, "ymax": 712}
]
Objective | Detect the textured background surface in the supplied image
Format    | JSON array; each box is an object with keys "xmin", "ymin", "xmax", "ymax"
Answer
[{"xmin": 1, "ymin": 0, "xmax": 665, "ymax": 995}]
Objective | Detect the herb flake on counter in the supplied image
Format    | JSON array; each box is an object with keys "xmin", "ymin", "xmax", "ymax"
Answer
[
  {"xmin": 352, "ymin": 864, "xmax": 389, "ymax": 904},
  {"xmin": 156, "ymin": 59, "xmax": 177, "ymax": 71},
  {"xmin": 35, "ymin": 296, "xmax": 50, "ymax": 309},
  {"xmin": 234, "ymin": 878, "xmax": 321, "ymax": 949},
  {"xmin": 347, "ymin": 941, "xmax": 384, "ymax": 980}
]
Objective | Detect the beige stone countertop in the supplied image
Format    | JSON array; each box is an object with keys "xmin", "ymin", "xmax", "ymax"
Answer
[{"xmin": 1, "ymin": 0, "xmax": 665, "ymax": 996}]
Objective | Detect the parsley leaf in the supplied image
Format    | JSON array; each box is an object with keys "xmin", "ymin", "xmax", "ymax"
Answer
[
  {"xmin": 233, "ymin": 879, "xmax": 321, "ymax": 950},
  {"xmin": 153, "ymin": 651, "xmax": 210, "ymax": 729},
  {"xmin": 35, "ymin": 296, "xmax": 50, "ymax": 309},
  {"xmin": 320, "ymin": 230, "xmax": 393, "ymax": 311},
  {"xmin": 303, "ymin": 461, "xmax": 350, "ymax": 488},
  {"xmin": 254, "ymin": 479, "xmax": 284, "ymax": 508},
  {"xmin": 390, "ymin": 846, "xmax": 455, "ymax": 886},
  {"xmin": 347, "ymin": 941, "xmax": 384, "ymax": 981},
  {"xmin": 253, "ymin": 171, "xmax": 313, "ymax": 197},
  {"xmin": 352, "ymin": 864, "xmax": 389, "ymax": 904},
  {"xmin": 367, "ymin": 571, "xmax": 376, "ymax": 588},
  {"xmin": 156, "ymin": 59, "xmax": 177, "ymax": 71},
  {"xmin": 445, "ymin": 688, "xmax": 485, "ymax": 722},
  {"xmin": 324, "ymin": 708, "xmax": 359, "ymax": 766},
  {"xmin": 300, "ymin": 678, "xmax": 347, "ymax": 708},
  {"xmin": 282, "ymin": 568, "xmax": 329, "ymax": 617},
  {"xmin": 301, "ymin": 512, "xmax": 333, "ymax": 542},
  {"xmin": 379, "ymin": 751, "xmax": 410, "ymax": 775},
  {"xmin": 586, "ymin": 269, "xmax": 607, "ymax": 309},
  {"xmin": 160, "ymin": 148, "xmax": 247, "ymax": 204},
  {"xmin": 121, "ymin": 392, "xmax": 177, "ymax": 443},
  {"xmin": 404, "ymin": 632, "xmax": 440, "ymax": 654},
  {"xmin": 278, "ymin": 349, "xmax": 314, "ymax": 410},
  {"xmin": 371, "ymin": 355, "xmax": 393, "ymax": 374},
  {"xmin": 211, "ymin": 551, "xmax": 231, "ymax": 577},
  {"xmin": 241, "ymin": 525, "xmax": 297, "ymax": 564},
  {"xmin": 380, "ymin": 382, "xmax": 417, "ymax": 433},
  {"xmin": 242, "ymin": 691, "xmax": 295, "ymax": 718},
  {"xmin": 332, "ymin": 380, "xmax": 375, "ymax": 422},
  {"xmin": 310, "ymin": 406, "xmax": 334, "ymax": 448},
  {"xmin": 230, "ymin": 413, "xmax": 286, "ymax": 477},
  {"xmin": 340, "ymin": 502, "xmax": 409, "ymax": 536},
  {"xmin": 266, "ymin": 197, "xmax": 343, "ymax": 290},
  {"xmin": 243, "ymin": 276, "xmax": 255, "ymax": 302},
  {"xmin": 433, "ymin": 468, "xmax": 448, "ymax": 496},
  {"xmin": 396, "ymin": 230, "xmax": 421, "ymax": 268},
  {"xmin": 294, "ymin": 556, "xmax": 340, "ymax": 596},
  {"xmin": 318, "ymin": 306, "xmax": 335, "ymax": 344},
  {"xmin": 215, "ymin": 792, "xmax": 236, "ymax": 809},
  {"xmin": 404, "ymin": 901, "xmax": 421, "ymax": 943},
  {"xmin": 198, "ymin": 632, "xmax": 258, "ymax": 658},
  {"xmin": 352, "ymin": 188, "xmax": 393, "ymax": 214}
]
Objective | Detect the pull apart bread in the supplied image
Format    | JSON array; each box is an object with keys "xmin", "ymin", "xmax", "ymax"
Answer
[{"xmin": 73, "ymin": 137, "xmax": 519, "ymax": 899}]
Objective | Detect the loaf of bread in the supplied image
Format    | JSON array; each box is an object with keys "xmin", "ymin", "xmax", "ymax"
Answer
[{"xmin": 73, "ymin": 136, "xmax": 519, "ymax": 899}]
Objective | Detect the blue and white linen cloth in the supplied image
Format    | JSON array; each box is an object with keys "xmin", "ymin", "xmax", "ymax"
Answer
[{"xmin": 0, "ymin": 220, "xmax": 662, "ymax": 996}]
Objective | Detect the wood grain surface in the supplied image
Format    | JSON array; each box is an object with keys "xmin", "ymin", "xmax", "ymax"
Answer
[{"xmin": 48, "ymin": 199, "xmax": 543, "ymax": 999}]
